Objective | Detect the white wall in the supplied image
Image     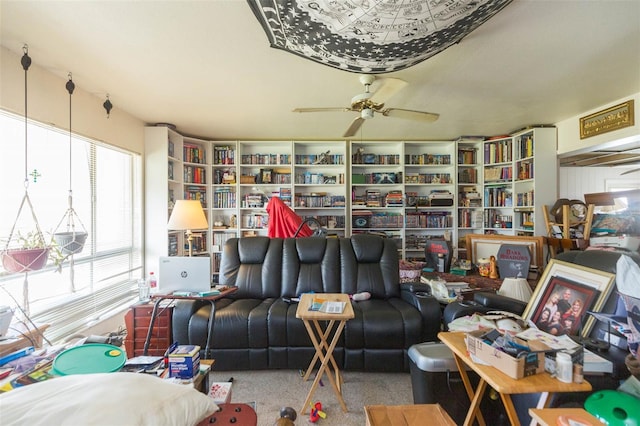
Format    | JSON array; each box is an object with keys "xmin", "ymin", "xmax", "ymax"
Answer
[
  {"xmin": 558, "ymin": 167, "xmax": 636, "ymax": 200},
  {"xmin": 1, "ymin": 46, "xmax": 145, "ymax": 154}
]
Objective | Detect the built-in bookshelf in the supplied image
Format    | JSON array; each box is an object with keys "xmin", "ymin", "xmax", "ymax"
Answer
[
  {"xmin": 293, "ymin": 141, "xmax": 347, "ymax": 237},
  {"xmin": 402, "ymin": 141, "xmax": 455, "ymax": 261},
  {"xmin": 456, "ymin": 137, "xmax": 484, "ymax": 254},
  {"xmin": 146, "ymin": 126, "xmax": 557, "ymax": 272}
]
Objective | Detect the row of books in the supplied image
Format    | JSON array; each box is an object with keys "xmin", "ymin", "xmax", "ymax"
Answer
[
  {"xmin": 352, "ymin": 172, "xmax": 402, "ymax": 184},
  {"xmin": 184, "ymin": 186, "xmax": 207, "ymax": 207},
  {"xmin": 294, "ymin": 172, "xmax": 344, "ymax": 185},
  {"xmin": 294, "ymin": 153, "xmax": 345, "ymax": 165},
  {"xmin": 484, "ymin": 140, "xmax": 512, "ymax": 164},
  {"xmin": 515, "ymin": 134, "xmax": 534, "ymax": 159},
  {"xmin": 212, "ymin": 188, "xmax": 236, "ymax": 208},
  {"xmin": 516, "ymin": 159, "xmax": 534, "ymax": 180},
  {"xmin": 458, "ymin": 209, "xmax": 483, "ymax": 228},
  {"xmin": 405, "ymin": 172, "xmax": 451, "ymax": 184},
  {"xmin": 294, "ymin": 194, "xmax": 346, "ymax": 208},
  {"xmin": 405, "ymin": 211, "xmax": 453, "ymax": 229},
  {"xmin": 184, "ymin": 143, "xmax": 206, "ymax": 164},
  {"xmin": 457, "ymin": 147, "xmax": 478, "ymax": 165},
  {"xmin": 184, "ymin": 166, "xmax": 206, "ymax": 184},
  {"xmin": 484, "ymin": 186, "xmax": 513, "ymax": 207},
  {"xmin": 516, "ymin": 190, "xmax": 535, "ymax": 207},
  {"xmin": 241, "ymin": 213, "xmax": 268, "ymax": 229},
  {"xmin": 458, "ymin": 168, "xmax": 478, "ymax": 184},
  {"xmin": 213, "ymin": 146, "xmax": 235, "ymax": 165},
  {"xmin": 352, "ymin": 152, "xmax": 401, "ymax": 165},
  {"xmin": 405, "ymin": 153, "xmax": 451, "ymax": 165},
  {"xmin": 240, "ymin": 153, "xmax": 291, "ymax": 165}
]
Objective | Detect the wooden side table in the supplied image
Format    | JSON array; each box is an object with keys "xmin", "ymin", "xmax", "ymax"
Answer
[
  {"xmin": 296, "ymin": 293, "xmax": 354, "ymax": 414},
  {"xmin": 124, "ymin": 303, "xmax": 173, "ymax": 357},
  {"xmin": 438, "ymin": 331, "xmax": 592, "ymax": 426}
]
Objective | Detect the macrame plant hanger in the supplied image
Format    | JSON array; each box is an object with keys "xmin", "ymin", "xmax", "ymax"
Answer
[
  {"xmin": 52, "ymin": 73, "xmax": 88, "ymax": 280},
  {"xmin": 0, "ymin": 45, "xmax": 50, "ymax": 314}
]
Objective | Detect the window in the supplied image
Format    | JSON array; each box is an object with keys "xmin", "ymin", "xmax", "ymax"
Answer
[{"xmin": 0, "ymin": 110, "xmax": 142, "ymax": 343}]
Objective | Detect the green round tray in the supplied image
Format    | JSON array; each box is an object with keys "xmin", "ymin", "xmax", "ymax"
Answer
[{"xmin": 53, "ymin": 343, "xmax": 126, "ymax": 375}]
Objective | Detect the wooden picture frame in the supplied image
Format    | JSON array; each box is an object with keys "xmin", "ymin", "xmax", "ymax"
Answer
[
  {"xmin": 465, "ymin": 234, "xmax": 545, "ymax": 270},
  {"xmin": 522, "ymin": 259, "xmax": 615, "ymax": 337},
  {"xmin": 260, "ymin": 168, "xmax": 273, "ymax": 184}
]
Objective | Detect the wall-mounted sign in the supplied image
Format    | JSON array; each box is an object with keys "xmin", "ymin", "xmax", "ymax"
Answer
[{"xmin": 579, "ymin": 100, "xmax": 634, "ymax": 139}]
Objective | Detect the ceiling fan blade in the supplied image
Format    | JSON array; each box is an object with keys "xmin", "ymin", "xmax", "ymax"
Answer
[
  {"xmin": 382, "ymin": 108, "xmax": 439, "ymax": 122},
  {"xmin": 343, "ymin": 117, "xmax": 365, "ymax": 138},
  {"xmin": 620, "ymin": 167, "xmax": 640, "ymax": 175},
  {"xmin": 369, "ymin": 78, "xmax": 408, "ymax": 104},
  {"xmin": 293, "ymin": 107, "xmax": 351, "ymax": 113}
]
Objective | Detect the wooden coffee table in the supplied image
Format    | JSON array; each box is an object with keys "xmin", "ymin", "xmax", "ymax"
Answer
[{"xmin": 296, "ymin": 293, "xmax": 354, "ymax": 414}]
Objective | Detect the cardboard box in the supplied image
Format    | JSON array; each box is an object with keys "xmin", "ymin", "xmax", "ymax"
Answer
[
  {"xmin": 168, "ymin": 345, "xmax": 200, "ymax": 379},
  {"xmin": 365, "ymin": 404, "xmax": 456, "ymax": 426},
  {"xmin": 209, "ymin": 381, "xmax": 233, "ymax": 404},
  {"xmin": 465, "ymin": 330, "xmax": 547, "ymax": 380}
]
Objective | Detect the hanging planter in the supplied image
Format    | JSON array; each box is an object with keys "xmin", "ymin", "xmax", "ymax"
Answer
[
  {"xmin": 53, "ymin": 230, "xmax": 88, "ymax": 255},
  {"xmin": 1, "ymin": 247, "xmax": 50, "ymax": 274},
  {"xmin": 52, "ymin": 73, "xmax": 89, "ymax": 257},
  {"xmin": 1, "ymin": 46, "xmax": 51, "ymax": 275}
]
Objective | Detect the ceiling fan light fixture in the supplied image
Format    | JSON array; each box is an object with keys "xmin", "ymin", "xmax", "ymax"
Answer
[{"xmin": 361, "ymin": 108, "xmax": 374, "ymax": 120}]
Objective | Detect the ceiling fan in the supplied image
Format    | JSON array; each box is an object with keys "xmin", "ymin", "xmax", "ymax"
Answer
[{"xmin": 293, "ymin": 75, "xmax": 439, "ymax": 138}]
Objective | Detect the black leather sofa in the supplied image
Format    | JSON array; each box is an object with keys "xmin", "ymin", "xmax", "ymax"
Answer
[{"xmin": 172, "ymin": 234, "xmax": 441, "ymax": 371}]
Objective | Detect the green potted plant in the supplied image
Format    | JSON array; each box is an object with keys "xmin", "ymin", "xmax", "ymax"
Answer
[{"xmin": 1, "ymin": 231, "xmax": 66, "ymax": 273}]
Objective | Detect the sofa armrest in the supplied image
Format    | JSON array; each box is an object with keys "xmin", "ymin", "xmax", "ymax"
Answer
[
  {"xmin": 172, "ymin": 300, "xmax": 208, "ymax": 345},
  {"xmin": 400, "ymin": 289, "xmax": 441, "ymax": 341},
  {"xmin": 473, "ymin": 292, "xmax": 527, "ymax": 315},
  {"xmin": 400, "ymin": 282, "xmax": 432, "ymax": 295},
  {"xmin": 442, "ymin": 292, "xmax": 527, "ymax": 330}
]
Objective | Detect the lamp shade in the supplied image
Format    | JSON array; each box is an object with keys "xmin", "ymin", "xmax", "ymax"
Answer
[
  {"xmin": 167, "ymin": 200, "xmax": 208, "ymax": 231},
  {"xmin": 497, "ymin": 278, "xmax": 532, "ymax": 302}
]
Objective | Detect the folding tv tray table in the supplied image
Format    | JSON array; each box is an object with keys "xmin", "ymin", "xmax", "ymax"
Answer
[
  {"xmin": 438, "ymin": 331, "xmax": 592, "ymax": 426},
  {"xmin": 296, "ymin": 293, "xmax": 354, "ymax": 414}
]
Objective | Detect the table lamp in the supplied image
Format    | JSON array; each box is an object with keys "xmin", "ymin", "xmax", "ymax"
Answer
[
  {"xmin": 497, "ymin": 277, "xmax": 532, "ymax": 302},
  {"xmin": 167, "ymin": 200, "xmax": 208, "ymax": 256}
]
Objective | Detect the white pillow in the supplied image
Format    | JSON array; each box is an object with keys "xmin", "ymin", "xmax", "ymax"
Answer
[{"xmin": 0, "ymin": 372, "xmax": 219, "ymax": 426}]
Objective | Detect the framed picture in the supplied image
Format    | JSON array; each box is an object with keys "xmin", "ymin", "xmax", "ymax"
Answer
[
  {"xmin": 465, "ymin": 234, "xmax": 545, "ymax": 271},
  {"xmin": 523, "ymin": 259, "xmax": 616, "ymax": 337},
  {"xmin": 260, "ymin": 168, "xmax": 273, "ymax": 184}
]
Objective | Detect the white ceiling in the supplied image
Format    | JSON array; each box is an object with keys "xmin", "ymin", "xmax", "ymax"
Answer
[{"xmin": 1, "ymin": 0, "xmax": 639, "ymax": 144}]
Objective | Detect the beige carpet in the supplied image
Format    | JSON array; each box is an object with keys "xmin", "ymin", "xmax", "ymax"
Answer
[{"xmin": 208, "ymin": 369, "xmax": 415, "ymax": 425}]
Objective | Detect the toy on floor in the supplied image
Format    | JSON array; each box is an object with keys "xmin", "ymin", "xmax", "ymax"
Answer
[
  {"xmin": 309, "ymin": 402, "xmax": 326, "ymax": 423},
  {"xmin": 274, "ymin": 406, "xmax": 297, "ymax": 426}
]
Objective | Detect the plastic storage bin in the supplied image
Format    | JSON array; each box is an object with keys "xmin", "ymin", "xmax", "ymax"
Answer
[{"xmin": 409, "ymin": 341, "xmax": 517, "ymax": 426}]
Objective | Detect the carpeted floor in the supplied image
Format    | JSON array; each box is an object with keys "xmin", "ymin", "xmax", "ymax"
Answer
[{"xmin": 208, "ymin": 369, "xmax": 414, "ymax": 425}]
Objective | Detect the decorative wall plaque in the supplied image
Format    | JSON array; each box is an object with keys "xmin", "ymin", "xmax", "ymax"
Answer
[{"xmin": 579, "ymin": 100, "xmax": 635, "ymax": 139}]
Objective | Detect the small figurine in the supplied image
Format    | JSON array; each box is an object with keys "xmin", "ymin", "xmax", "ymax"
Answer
[
  {"xmin": 489, "ymin": 255, "xmax": 499, "ymax": 279},
  {"xmin": 229, "ymin": 214, "xmax": 237, "ymax": 228}
]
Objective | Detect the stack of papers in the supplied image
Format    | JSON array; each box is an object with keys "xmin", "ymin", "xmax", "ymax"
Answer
[{"xmin": 308, "ymin": 297, "xmax": 346, "ymax": 314}]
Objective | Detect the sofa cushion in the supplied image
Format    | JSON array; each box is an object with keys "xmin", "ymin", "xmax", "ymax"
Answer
[
  {"xmin": 340, "ymin": 235, "xmax": 401, "ymax": 298},
  {"xmin": 282, "ymin": 237, "xmax": 341, "ymax": 295}
]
